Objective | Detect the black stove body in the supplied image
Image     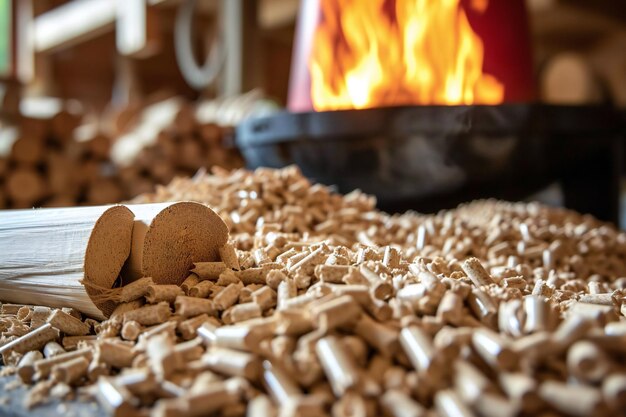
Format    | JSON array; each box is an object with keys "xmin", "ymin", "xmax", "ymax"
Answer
[{"xmin": 236, "ymin": 104, "xmax": 624, "ymax": 224}]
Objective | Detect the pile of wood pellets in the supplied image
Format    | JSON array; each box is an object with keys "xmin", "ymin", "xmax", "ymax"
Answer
[{"xmin": 2, "ymin": 165, "xmax": 626, "ymax": 417}]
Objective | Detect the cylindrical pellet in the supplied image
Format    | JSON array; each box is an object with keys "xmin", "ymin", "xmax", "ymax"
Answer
[
  {"xmin": 437, "ymin": 292, "xmax": 464, "ymax": 325},
  {"xmin": 123, "ymin": 302, "xmax": 171, "ymax": 326},
  {"xmin": 98, "ymin": 340, "xmax": 136, "ymax": 369},
  {"xmin": 381, "ymin": 389, "xmax": 425, "ymax": 417},
  {"xmin": 30, "ymin": 306, "xmax": 52, "ymax": 329},
  {"xmin": 17, "ymin": 350, "xmax": 44, "ymax": 383},
  {"xmin": 354, "ymin": 314, "xmax": 399, "ymax": 356},
  {"xmin": 181, "ymin": 274, "xmax": 201, "ymax": 295},
  {"xmin": 461, "ymin": 258, "xmax": 494, "ymax": 287},
  {"xmin": 34, "ymin": 348, "xmax": 93, "ymax": 379},
  {"xmin": 119, "ymin": 277, "xmax": 155, "ymax": 303},
  {"xmin": 121, "ymin": 321, "xmax": 142, "ymax": 341},
  {"xmin": 567, "ymin": 341, "xmax": 611, "ymax": 384},
  {"xmin": 145, "ymin": 285, "xmax": 184, "ymax": 304},
  {"xmin": 193, "ymin": 262, "xmax": 227, "ymax": 280},
  {"xmin": 227, "ymin": 303, "xmax": 262, "ymax": 323},
  {"xmin": 360, "ymin": 266, "xmax": 394, "ymax": 301},
  {"xmin": 552, "ymin": 314, "xmax": 594, "ymax": 350},
  {"xmin": 473, "ymin": 392, "xmax": 517, "ymax": 417},
  {"xmin": 434, "ymin": 389, "xmax": 475, "ymax": 417},
  {"xmin": 246, "ymin": 394, "xmax": 275, "ymax": 417},
  {"xmin": 146, "ymin": 332, "xmax": 181, "ymax": 378},
  {"xmin": 262, "ymin": 360, "xmax": 301, "ymax": 404},
  {"xmin": 187, "ymin": 280, "xmax": 214, "ymax": 299},
  {"xmin": 219, "ymin": 244, "xmax": 241, "ymax": 271},
  {"xmin": 467, "ymin": 290, "xmax": 497, "ymax": 328},
  {"xmin": 310, "ymin": 295, "xmax": 362, "ymax": 331},
  {"xmin": 316, "ymin": 336, "xmax": 360, "ymax": 397},
  {"xmin": 214, "ymin": 325, "xmax": 271, "ymax": 352},
  {"xmin": 498, "ymin": 300, "xmax": 524, "ymax": 338},
  {"xmin": 43, "ymin": 341, "xmax": 66, "ymax": 358},
  {"xmin": 539, "ymin": 381, "xmax": 607, "ymax": 417},
  {"xmin": 315, "ymin": 265, "xmax": 353, "ymax": 284},
  {"xmin": 51, "ymin": 356, "xmax": 90, "ymax": 384},
  {"xmin": 399, "ymin": 326, "xmax": 444, "ymax": 381},
  {"xmin": 251, "ymin": 286, "xmax": 277, "ymax": 311},
  {"xmin": 177, "ymin": 314, "xmax": 212, "ymax": 340},
  {"xmin": 523, "ymin": 295, "xmax": 551, "ymax": 334},
  {"xmin": 472, "ymin": 328, "xmax": 517, "ymax": 371},
  {"xmin": 498, "ymin": 372, "xmax": 541, "ymax": 413},
  {"xmin": 454, "ymin": 360, "xmax": 492, "ymax": 405},
  {"xmin": 110, "ymin": 300, "xmax": 145, "ymax": 319},
  {"xmin": 174, "ymin": 296, "xmax": 217, "ymax": 318},
  {"xmin": 214, "ymin": 283, "xmax": 242, "ymax": 311},
  {"xmin": 96, "ymin": 377, "xmax": 140, "ymax": 417},
  {"xmin": 202, "ymin": 347, "xmax": 260, "ymax": 380},
  {"xmin": 603, "ymin": 374, "xmax": 626, "ymax": 411}
]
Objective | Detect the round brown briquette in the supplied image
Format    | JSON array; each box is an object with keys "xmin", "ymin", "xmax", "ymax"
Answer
[{"xmin": 141, "ymin": 202, "xmax": 229, "ymax": 286}]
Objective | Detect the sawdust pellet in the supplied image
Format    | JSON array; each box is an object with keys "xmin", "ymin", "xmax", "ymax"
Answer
[
  {"xmin": 175, "ymin": 296, "xmax": 217, "ymax": 318},
  {"xmin": 145, "ymin": 285, "xmax": 184, "ymax": 304},
  {"xmin": 6, "ymin": 167, "xmax": 626, "ymax": 417},
  {"xmin": 123, "ymin": 302, "xmax": 171, "ymax": 326},
  {"xmin": 47, "ymin": 310, "xmax": 91, "ymax": 336}
]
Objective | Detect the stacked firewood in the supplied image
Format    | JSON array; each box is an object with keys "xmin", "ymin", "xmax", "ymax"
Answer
[
  {"xmin": 0, "ymin": 96, "xmax": 247, "ymax": 209},
  {"xmin": 0, "ymin": 112, "xmax": 126, "ymax": 209},
  {"xmin": 114, "ymin": 101, "xmax": 244, "ymax": 199}
]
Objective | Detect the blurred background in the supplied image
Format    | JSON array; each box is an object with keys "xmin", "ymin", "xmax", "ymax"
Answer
[{"xmin": 0, "ymin": 0, "xmax": 624, "ymax": 224}]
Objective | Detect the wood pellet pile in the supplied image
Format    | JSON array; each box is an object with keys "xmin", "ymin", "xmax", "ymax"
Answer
[{"xmin": 2, "ymin": 166, "xmax": 626, "ymax": 417}]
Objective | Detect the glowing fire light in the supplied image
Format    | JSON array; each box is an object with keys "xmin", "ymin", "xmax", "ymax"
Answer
[{"xmin": 310, "ymin": 0, "xmax": 505, "ymax": 111}]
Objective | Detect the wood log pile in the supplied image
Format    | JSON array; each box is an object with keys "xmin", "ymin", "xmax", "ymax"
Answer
[
  {"xmin": 113, "ymin": 101, "xmax": 244, "ymax": 200},
  {"xmin": 0, "ymin": 111, "xmax": 126, "ymax": 209},
  {"xmin": 2, "ymin": 166, "xmax": 626, "ymax": 417},
  {"xmin": 0, "ymin": 97, "xmax": 245, "ymax": 210}
]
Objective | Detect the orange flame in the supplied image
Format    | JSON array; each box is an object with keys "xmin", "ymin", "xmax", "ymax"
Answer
[{"xmin": 310, "ymin": 0, "xmax": 505, "ymax": 111}]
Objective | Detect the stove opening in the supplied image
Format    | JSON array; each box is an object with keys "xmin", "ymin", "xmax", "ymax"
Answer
[{"xmin": 288, "ymin": 0, "xmax": 534, "ymax": 112}]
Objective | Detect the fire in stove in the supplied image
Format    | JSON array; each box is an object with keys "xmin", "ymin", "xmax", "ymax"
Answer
[
  {"xmin": 309, "ymin": 0, "xmax": 505, "ymax": 110},
  {"xmin": 241, "ymin": 0, "xmax": 622, "ymax": 225}
]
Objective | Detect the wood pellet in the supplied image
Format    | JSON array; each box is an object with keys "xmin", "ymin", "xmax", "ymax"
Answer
[{"xmin": 1, "ymin": 166, "xmax": 626, "ymax": 416}]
